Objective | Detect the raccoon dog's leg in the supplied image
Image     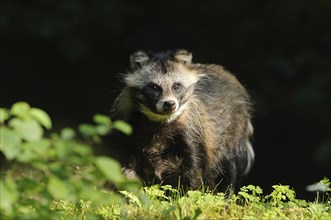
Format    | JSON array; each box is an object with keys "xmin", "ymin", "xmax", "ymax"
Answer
[
  {"xmin": 180, "ymin": 141, "xmax": 207, "ymax": 190},
  {"xmin": 160, "ymin": 136, "xmax": 205, "ymax": 190}
]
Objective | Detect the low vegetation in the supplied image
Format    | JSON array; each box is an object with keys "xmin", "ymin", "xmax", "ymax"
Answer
[{"xmin": 1, "ymin": 102, "xmax": 330, "ymax": 219}]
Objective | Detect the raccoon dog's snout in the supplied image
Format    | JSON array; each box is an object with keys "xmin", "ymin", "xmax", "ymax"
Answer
[
  {"xmin": 163, "ymin": 100, "xmax": 176, "ymax": 111},
  {"xmin": 156, "ymin": 99, "xmax": 179, "ymax": 114}
]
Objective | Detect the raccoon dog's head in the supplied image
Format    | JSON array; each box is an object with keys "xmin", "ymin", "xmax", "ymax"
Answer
[{"xmin": 123, "ymin": 49, "xmax": 200, "ymax": 122}]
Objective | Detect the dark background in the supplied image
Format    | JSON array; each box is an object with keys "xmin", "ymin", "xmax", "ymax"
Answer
[{"xmin": 1, "ymin": 1, "xmax": 330, "ymax": 199}]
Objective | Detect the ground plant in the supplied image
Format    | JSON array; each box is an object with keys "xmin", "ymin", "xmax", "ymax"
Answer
[{"xmin": 1, "ymin": 102, "xmax": 330, "ymax": 219}]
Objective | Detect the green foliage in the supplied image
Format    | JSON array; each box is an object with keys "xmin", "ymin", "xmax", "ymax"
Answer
[
  {"xmin": 266, "ymin": 185, "xmax": 296, "ymax": 207},
  {"xmin": 97, "ymin": 182, "xmax": 329, "ymax": 220},
  {"xmin": 95, "ymin": 157, "xmax": 125, "ymax": 185},
  {"xmin": 0, "ymin": 102, "xmax": 138, "ymax": 219},
  {"xmin": 77, "ymin": 114, "xmax": 132, "ymax": 145},
  {"xmin": 1, "ymin": 102, "xmax": 330, "ymax": 219},
  {"xmin": 238, "ymin": 185, "xmax": 263, "ymax": 204}
]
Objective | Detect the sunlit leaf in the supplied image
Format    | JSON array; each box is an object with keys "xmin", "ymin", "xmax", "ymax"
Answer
[
  {"xmin": 72, "ymin": 143, "xmax": 92, "ymax": 157},
  {"xmin": 93, "ymin": 114, "xmax": 111, "ymax": 126},
  {"xmin": 10, "ymin": 102, "xmax": 31, "ymax": 119},
  {"xmin": 30, "ymin": 107, "xmax": 52, "ymax": 129},
  {"xmin": 79, "ymin": 124, "xmax": 96, "ymax": 137},
  {"xmin": 9, "ymin": 118, "xmax": 43, "ymax": 141},
  {"xmin": 31, "ymin": 139, "xmax": 50, "ymax": 155},
  {"xmin": 61, "ymin": 127, "xmax": 76, "ymax": 140},
  {"xmin": 79, "ymin": 186, "xmax": 112, "ymax": 203},
  {"xmin": 0, "ymin": 183, "xmax": 10, "ymax": 211},
  {"xmin": 47, "ymin": 176, "xmax": 69, "ymax": 199},
  {"xmin": 95, "ymin": 156, "xmax": 125, "ymax": 184},
  {"xmin": 31, "ymin": 161, "xmax": 48, "ymax": 171},
  {"xmin": 17, "ymin": 149, "xmax": 38, "ymax": 163},
  {"xmin": 0, "ymin": 108, "xmax": 9, "ymax": 123},
  {"xmin": 96, "ymin": 124, "xmax": 110, "ymax": 135},
  {"xmin": 18, "ymin": 139, "xmax": 50, "ymax": 162},
  {"xmin": 113, "ymin": 120, "xmax": 132, "ymax": 135},
  {"xmin": 0, "ymin": 127, "xmax": 21, "ymax": 160},
  {"xmin": 0, "ymin": 178, "xmax": 18, "ymax": 214},
  {"xmin": 54, "ymin": 140, "xmax": 71, "ymax": 159},
  {"xmin": 119, "ymin": 180, "xmax": 142, "ymax": 192},
  {"xmin": 119, "ymin": 190, "xmax": 141, "ymax": 207}
]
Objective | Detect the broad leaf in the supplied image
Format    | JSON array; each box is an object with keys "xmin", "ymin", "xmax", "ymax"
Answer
[
  {"xmin": 79, "ymin": 124, "xmax": 96, "ymax": 137},
  {"xmin": 10, "ymin": 102, "xmax": 30, "ymax": 119},
  {"xmin": 61, "ymin": 128, "xmax": 76, "ymax": 140},
  {"xmin": 113, "ymin": 120, "xmax": 132, "ymax": 135},
  {"xmin": 30, "ymin": 107, "xmax": 52, "ymax": 129},
  {"xmin": 0, "ymin": 108, "xmax": 9, "ymax": 123},
  {"xmin": 0, "ymin": 127, "xmax": 21, "ymax": 160},
  {"xmin": 96, "ymin": 124, "xmax": 110, "ymax": 135},
  {"xmin": 93, "ymin": 114, "xmax": 111, "ymax": 126},
  {"xmin": 9, "ymin": 118, "xmax": 43, "ymax": 141},
  {"xmin": 47, "ymin": 176, "xmax": 69, "ymax": 199},
  {"xmin": 95, "ymin": 156, "xmax": 125, "ymax": 184},
  {"xmin": 18, "ymin": 139, "xmax": 50, "ymax": 162},
  {"xmin": 0, "ymin": 178, "xmax": 18, "ymax": 213}
]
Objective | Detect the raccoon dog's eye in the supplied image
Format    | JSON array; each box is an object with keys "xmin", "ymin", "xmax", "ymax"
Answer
[
  {"xmin": 146, "ymin": 83, "xmax": 161, "ymax": 93},
  {"xmin": 172, "ymin": 82, "xmax": 182, "ymax": 91}
]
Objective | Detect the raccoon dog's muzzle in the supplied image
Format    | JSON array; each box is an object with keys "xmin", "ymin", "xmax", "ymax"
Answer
[
  {"xmin": 156, "ymin": 98, "xmax": 179, "ymax": 114},
  {"xmin": 139, "ymin": 97, "xmax": 182, "ymax": 122}
]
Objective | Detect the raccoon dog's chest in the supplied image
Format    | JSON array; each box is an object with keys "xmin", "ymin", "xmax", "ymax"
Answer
[{"xmin": 128, "ymin": 120, "xmax": 188, "ymax": 184}]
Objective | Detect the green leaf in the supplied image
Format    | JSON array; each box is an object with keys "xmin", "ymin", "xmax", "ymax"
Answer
[
  {"xmin": 54, "ymin": 140, "xmax": 72, "ymax": 159},
  {"xmin": 47, "ymin": 176, "xmax": 69, "ymax": 199},
  {"xmin": 79, "ymin": 124, "xmax": 96, "ymax": 137},
  {"xmin": 9, "ymin": 118, "xmax": 43, "ymax": 141},
  {"xmin": 10, "ymin": 102, "xmax": 31, "ymax": 119},
  {"xmin": 26, "ymin": 139, "xmax": 50, "ymax": 154},
  {"xmin": 18, "ymin": 139, "xmax": 50, "ymax": 162},
  {"xmin": 0, "ymin": 177, "xmax": 19, "ymax": 214},
  {"xmin": 93, "ymin": 114, "xmax": 111, "ymax": 126},
  {"xmin": 119, "ymin": 180, "xmax": 142, "ymax": 192},
  {"xmin": 17, "ymin": 148, "xmax": 38, "ymax": 163},
  {"xmin": 119, "ymin": 190, "xmax": 142, "ymax": 207},
  {"xmin": 0, "ymin": 108, "xmax": 9, "ymax": 123},
  {"xmin": 72, "ymin": 143, "xmax": 92, "ymax": 157},
  {"xmin": 95, "ymin": 156, "xmax": 125, "ymax": 184},
  {"xmin": 17, "ymin": 178, "xmax": 39, "ymax": 194},
  {"xmin": 49, "ymin": 163, "xmax": 64, "ymax": 176},
  {"xmin": 112, "ymin": 120, "xmax": 132, "ymax": 135},
  {"xmin": 79, "ymin": 186, "xmax": 111, "ymax": 203},
  {"xmin": 96, "ymin": 124, "xmax": 110, "ymax": 136},
  {"xmin": 61, "ymin": 128, "xmax": 76, "ymax": 140},
  {"xmin": 30, "ymin": 107, "xmax": 52, "ymax": 129},
  {"xmin": 31, "ymin": 161, "xmax": 48, "ymax": 171},
  {"xmin": 0, "ymin": 127, "xmax": 22, "ymax": 160}
]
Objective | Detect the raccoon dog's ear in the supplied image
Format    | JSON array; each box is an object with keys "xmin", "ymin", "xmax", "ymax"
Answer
[
  {"xmin": 130, "ymin": 51, "xmax": 150, "ymax": 69},
  {"xmin": 174, "ymin": 49, "xmax": 192, "ymax": 65}
]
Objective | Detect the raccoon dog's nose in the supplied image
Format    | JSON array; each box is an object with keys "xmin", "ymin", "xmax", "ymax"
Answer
[{"xmin": 163, "ymin": 100, "xmax": 176, "ymax": 112}]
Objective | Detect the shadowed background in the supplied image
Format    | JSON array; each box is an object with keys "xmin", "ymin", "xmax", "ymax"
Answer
[{"xmin": 1, "ymin": 1, "xmax": 330, "ymax": 199}]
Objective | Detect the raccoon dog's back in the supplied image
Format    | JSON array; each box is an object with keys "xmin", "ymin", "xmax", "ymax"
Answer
[{"xmin": 111, "ymin": 49, "xmax": 254, "ymax": 193}]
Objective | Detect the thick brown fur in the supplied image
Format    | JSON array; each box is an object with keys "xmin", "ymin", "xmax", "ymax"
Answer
[{"xmin": 110, "ymin": 49, "xmax": 254, "ymax": 193}]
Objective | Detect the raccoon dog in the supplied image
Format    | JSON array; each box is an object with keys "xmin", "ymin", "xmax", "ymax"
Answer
[{"xmin": 111, "ymin": 49, "xmax": 254, "ymax": 193}]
